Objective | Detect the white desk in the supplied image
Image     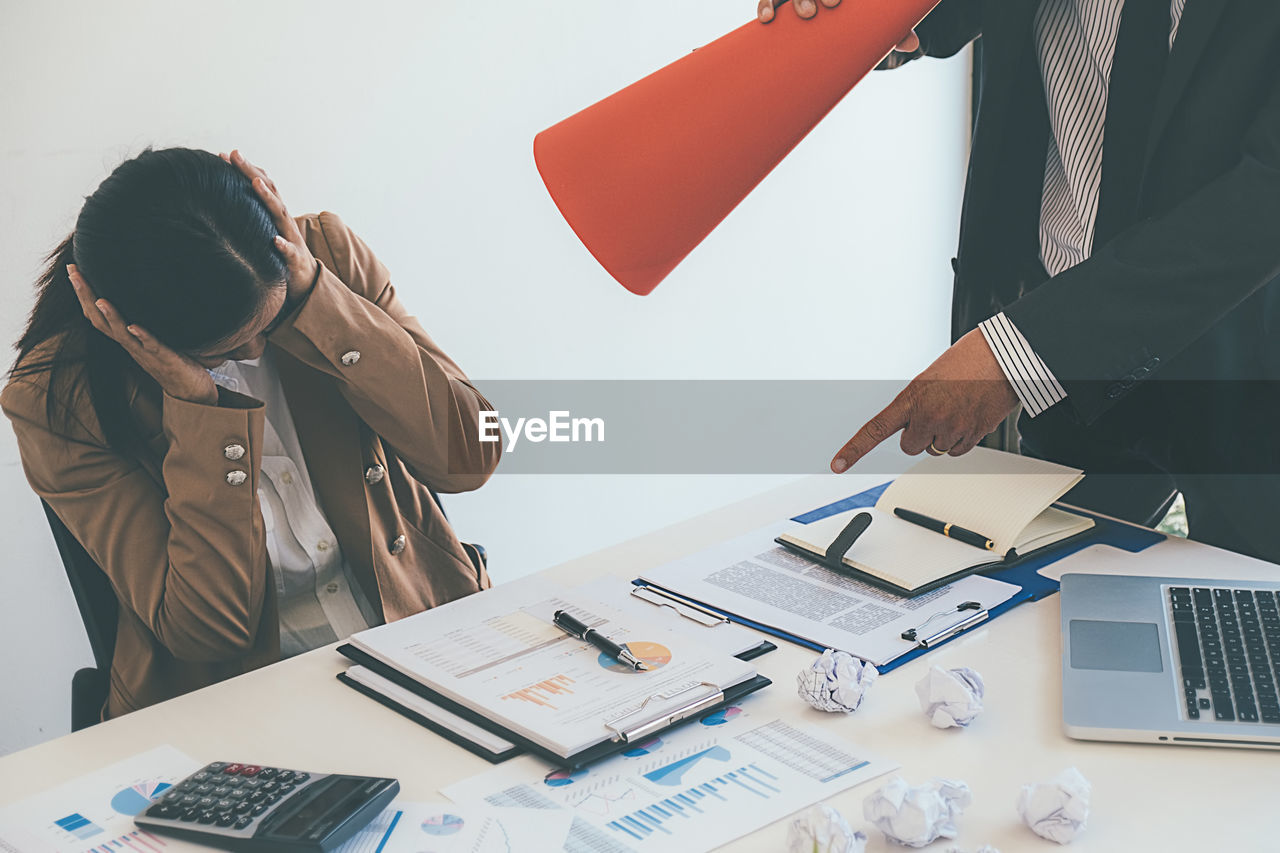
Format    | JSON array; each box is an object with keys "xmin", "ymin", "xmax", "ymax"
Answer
[{"xmin": 2, "ymin": 474, "xmax": 1277, "ymax": 851}]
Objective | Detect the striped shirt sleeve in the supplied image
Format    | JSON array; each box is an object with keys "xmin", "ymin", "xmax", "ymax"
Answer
[{"xmin": 978, "ymin": 312, "xmax": 1068, "ymax": 417}]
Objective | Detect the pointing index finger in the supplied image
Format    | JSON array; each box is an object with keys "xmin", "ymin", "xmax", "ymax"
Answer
[{"xmin": 830, "ymin": 394, "xmax": 911, "ymax": 473}]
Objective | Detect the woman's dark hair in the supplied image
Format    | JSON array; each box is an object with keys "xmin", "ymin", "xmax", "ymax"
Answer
[{"xmin": 12, "ymin": 147, "xmax": 286, "ymax": 456}]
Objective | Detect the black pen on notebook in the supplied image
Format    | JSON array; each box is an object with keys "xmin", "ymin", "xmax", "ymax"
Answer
[
  {"xmin": 553, "ymin": 609, "xmax": 650, "ymax": 671},
  {"xmin": 893, "ymin": 507, "xmax": 995, "ymax": 551}
]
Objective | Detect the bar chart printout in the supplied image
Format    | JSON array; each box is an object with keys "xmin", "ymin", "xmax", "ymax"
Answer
[
  {"xmin": 0, "ymin": 746, "xmax": 201, "ymax": 853},
  {"xmin": 443, "ymin": 710, "xmax": 899, "ymax": 853}
]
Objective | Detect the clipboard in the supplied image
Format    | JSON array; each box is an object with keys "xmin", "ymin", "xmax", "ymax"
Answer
[
  {"xmin": 336, "ymin": 667, "xmax": 522, "ymax": 763},
  {"xmin": 337, "ymin": 643, "xmax": 770, "ymax": 770},
  {"xmin": 633, "ymin": 483, "xmax": 1165, "ymax": 675}
]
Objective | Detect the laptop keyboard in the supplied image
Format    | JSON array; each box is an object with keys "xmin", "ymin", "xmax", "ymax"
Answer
[{"xmin": 1169, "ymin": 586, "xmax": 1280, "ymax": 724}]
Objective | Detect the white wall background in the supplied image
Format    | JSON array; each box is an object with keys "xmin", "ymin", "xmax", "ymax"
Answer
[{"xmin": 0, "ymin": 1, "xmax": 970, "ymax": 753}]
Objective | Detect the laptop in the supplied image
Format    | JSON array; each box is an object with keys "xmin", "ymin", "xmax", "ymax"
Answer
[{"xmin": 1060, "ymin": 572, "xmax": 1280, "ymax": 749}]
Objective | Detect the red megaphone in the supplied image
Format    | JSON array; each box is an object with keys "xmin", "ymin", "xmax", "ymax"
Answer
[{"xmin": 534, "ymin": 0, "xmax": 941, "ymax": 295}]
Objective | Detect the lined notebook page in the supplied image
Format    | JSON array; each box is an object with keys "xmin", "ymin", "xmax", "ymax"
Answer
[
  {"xmin": 874, "ymin": 448, "xmax": 1085, "ymax": 555},
  {"xmin": 778, "ymin": 507, "xmax": 1004, "ymax": 590}
]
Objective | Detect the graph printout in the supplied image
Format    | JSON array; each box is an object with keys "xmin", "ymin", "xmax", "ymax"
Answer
[
  {"xmin": 0, "ymin": 746, "xmax": 203, "ymax": 853},
  {"xmin": 346, "ymin": 577, "xmax": 758, "ymax": 757},
  {"xmin": 442, "ymin": 706, "xmax": 897, "ymax": 853},
  {"xmin": 334, "ymin": 802, "xmax": 571, "ymax": 853}
]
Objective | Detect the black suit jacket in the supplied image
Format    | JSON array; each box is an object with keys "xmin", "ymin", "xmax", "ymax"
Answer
[{"xmin": 907, "ymin": 0, "xmax": 1280, "ymax": 428}]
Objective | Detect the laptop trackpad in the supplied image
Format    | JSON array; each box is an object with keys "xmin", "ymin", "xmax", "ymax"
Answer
[{"xmin": 1069, "ymin": 620, "xmax": 1163, "ymax": 672}]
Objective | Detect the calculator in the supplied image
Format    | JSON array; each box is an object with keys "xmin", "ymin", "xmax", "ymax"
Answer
[{"xmin": 134, "ymin": 762, "xmax": 399, "ymax": 852}]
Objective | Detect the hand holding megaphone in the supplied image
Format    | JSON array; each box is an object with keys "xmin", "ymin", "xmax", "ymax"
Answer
[{"xmin": 757, "ymin": 0, "xmax": 921, "ymax": 54}]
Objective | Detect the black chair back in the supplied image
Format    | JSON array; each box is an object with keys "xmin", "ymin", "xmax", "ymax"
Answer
[{"xmin": 41, "ymin": 500, "xmax": 117, "ymax": 728}]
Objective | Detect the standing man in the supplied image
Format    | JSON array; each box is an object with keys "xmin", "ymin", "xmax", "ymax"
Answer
[{"xmin": 762, "ymin": 0, "xmax": 1280, "ymax": 563}]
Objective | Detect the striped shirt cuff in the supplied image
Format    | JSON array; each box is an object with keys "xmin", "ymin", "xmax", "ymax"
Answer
[{"xmin": 978, "ymin": 313, "xmax": 1068, "ymax": 417}]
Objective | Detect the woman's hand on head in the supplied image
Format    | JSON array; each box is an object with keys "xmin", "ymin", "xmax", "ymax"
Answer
[
  {"xmin": 223, "ymin": 150, "xmax": 318, "ymax": 304},
  {"xmin": 69, "ymin": 265, "xmax": 219, "ymax": 406}
]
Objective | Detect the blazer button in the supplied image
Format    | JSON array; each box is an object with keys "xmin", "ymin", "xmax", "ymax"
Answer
[
  {"xmin": 224, "ymin": 443, "xmax": 246, "ymax": 461},
  {"xmin": 226, "ymin": 470, "xmax": 248, "ymax": 486},
  {"xmin": 389, "ymin": 534, "xmax": 407, "ymax": 556},
  {"xmin": 340, "ymin": 350, "xmax": 361, "ymax": 366},
  {"xmin": 365, "ymin": 465, "xmax": 385, "ymax": 484}
]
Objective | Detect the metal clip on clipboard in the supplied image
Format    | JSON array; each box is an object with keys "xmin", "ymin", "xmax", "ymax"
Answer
[
  {"xmin": 901, "ymin": 601, "xmax": 989, "ymax": 648},
  {"xmin": 630, "ymin": 585, "xmax": 729, "ymax": 627},
  {"xmin": 603, "ymin": 681, "xmax": 725, "ymax": 743}
]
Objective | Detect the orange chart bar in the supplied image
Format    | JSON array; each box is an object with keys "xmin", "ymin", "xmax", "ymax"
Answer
[{"xmin": 502, "ymin": 674, "xmax": 577, "ymax": 709}]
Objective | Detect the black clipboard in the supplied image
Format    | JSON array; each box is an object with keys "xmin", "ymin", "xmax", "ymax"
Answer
[
  {"xmin": 336, "ymin": 669, "xmax": 522, "ymax": 763},
  {"xmin": 336, "ymin": 643, "xmax": 771, "ymax": 770}
]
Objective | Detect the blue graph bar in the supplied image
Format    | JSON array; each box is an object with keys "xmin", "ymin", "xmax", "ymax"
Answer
[
  {"xmin": 55, "ymin": 813, "xmax": 103, "ymax": 840},
  {"xmin": 624, "ymin": 815, "xmax": 650, "ymax": 835},
  {"xmin": 373, "ymin": 810, "xmax": 403, "ymax": 853},
  {"xmin": 610, "ymin": 820, "xmax": 645, "ymax": 841}
]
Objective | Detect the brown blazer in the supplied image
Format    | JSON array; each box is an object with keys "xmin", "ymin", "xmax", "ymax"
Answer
[{"xmin": 2, "ymin": 212, "xmax": 500, "ymax": 719}]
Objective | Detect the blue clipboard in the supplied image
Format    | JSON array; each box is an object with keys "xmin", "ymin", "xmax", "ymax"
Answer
[
  {"xmin": 789, "ymin": 483, "xmax": 1166, "ymax": 673},
  {"xmin": 634, "ymin": 482, "xmax": 1167, "ymax": 676}
]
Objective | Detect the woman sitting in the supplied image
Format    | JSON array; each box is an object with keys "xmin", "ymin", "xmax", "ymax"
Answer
[{"xmin": 3, "ymin": 147, "xmax": 500, "ymax": 719}]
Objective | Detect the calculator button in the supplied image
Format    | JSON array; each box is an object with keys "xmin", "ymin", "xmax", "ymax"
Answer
[
  {"xmin": 240, "ymin": 765, "xmax": 262, "ymax": 776},
  {"xmin": 198, "ymin": 797, "xmax": 217, "ymax": 809},
  {"xmin": 178, "ymin": 808, "xmax": 201, "ymax": 822},
  {"xmin": 195, "ymin": 784, "xmax": 214, "ymax": 794},
  {"xmin": 216, "ymin": 799, "xmax": 236, "ymax": 812},
  {"xmin": 248, "ymin": 791, "xmax": 267, "ymax": 803},
  {"xmin": 191, "ymin": 771, "xmax": 212, "ymax": 782},
  {"xmin": 213, "ymin": 786, "xmax": 232, "ymax": 797},
  {"xmin": 205, "ymin": 762, "xmax": 229, "ymax": 773},
  {"xmin": 148, "ymin": 804, "xmax": 176, "ymax": 819},
  {"xmin": 228, "ymin": 789, "xmax": 247, "ymax": 799},
  {"xmin": 223, "ymin": 764, "xmax": 244, "ymax": 775},
  {"xmin": 234, "ymin": 815, "xmax": 254, "ymax": 830},
  {"xmin": 234, "ymin": 800, "xmax": 254, "ymax": 813},
  {"xmin": 251, "ymin": 803, "xmax": 271, "ymax": 816},
  {"xmin": 216, "ymin": 813, "xmax": 238, "ymax": 827},
  {"xmin": 197, "ymin": 811, "xmax": 219, "ymax": 824},
  {"xmin": 260, "ymin": 781, "xmax": 278, "ymax": 793},
  {"xmin": 257, "ymin": 768, "xmax": 278, "ymax": 780},
  {"xmin": 275, "ymin": 771, "xmax": 294, "ymax": 783},
  {"xmin": 241, "ymin": 778, "xmax": 263, "ymax": 790}
]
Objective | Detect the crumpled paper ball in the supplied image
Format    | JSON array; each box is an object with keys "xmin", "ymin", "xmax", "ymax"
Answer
[
  {"xmin": 915, "ymin": 665, "xmax": 985, "ymax": 728},
  {"xmin": 784, "ymin": 804, "xmax": 867, "ymax": 853},
  {"xmin": 1017, "ymin": 767, "xmax": 1091, "ymax": 843},
  {"xmin": 797, "ymin": 649, "xmax": 878, "ymax": 713},
  {"xmin": 863, "ymin": 776, "xmax": 972, "ymax": 847}
]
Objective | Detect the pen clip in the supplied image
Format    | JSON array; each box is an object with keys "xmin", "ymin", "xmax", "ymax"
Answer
[{"xmin": 630, "ymin": 585, "xmax": 728, "ymax": 627}]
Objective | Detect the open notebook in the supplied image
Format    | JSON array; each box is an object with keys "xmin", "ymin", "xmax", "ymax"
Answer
[{"xmin": 776, "ymin": 448, "xmax": 1095, "ymax": 596}]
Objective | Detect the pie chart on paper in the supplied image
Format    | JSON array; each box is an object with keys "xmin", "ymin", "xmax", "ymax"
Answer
[
  {"xmin": 421, "ymin": 813, "xmax": 465, "ymax": 836},
  {"xmin": 110, "ymin": 780, "xmax": 172, "ymax": 816},
  {"xmin": 597, "ymin": 641, "xmax": 672, "ymax": 673}
]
